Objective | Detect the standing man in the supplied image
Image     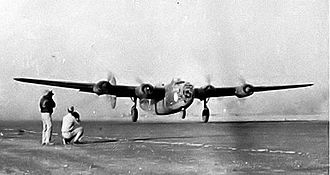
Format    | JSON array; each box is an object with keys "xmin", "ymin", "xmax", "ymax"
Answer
[
  {"xmin": 61, "ymin": 106, "xmax": 84, "ymax": 145},
  {"xmin": 39, "ymin": 90, "xmax": 56, "ymax": 145}
]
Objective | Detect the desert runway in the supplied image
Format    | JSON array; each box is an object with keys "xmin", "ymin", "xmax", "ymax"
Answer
[{"xmin": 0, "ymin": 118, "xmax": 328, "ymax": 174}]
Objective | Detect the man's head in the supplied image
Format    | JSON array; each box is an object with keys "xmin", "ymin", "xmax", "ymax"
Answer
[
  {"xmin": 44, "ymin": 89, "xmax": 54, "ymax": 97},
  {"xmin": 68, "ymin": 106, "xmax": 74, "ymax": 113}
]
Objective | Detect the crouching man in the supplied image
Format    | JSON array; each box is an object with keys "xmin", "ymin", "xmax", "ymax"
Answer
[{"xmin": 61, "ymin": 106, "xmax": 84, "ymax": 145}]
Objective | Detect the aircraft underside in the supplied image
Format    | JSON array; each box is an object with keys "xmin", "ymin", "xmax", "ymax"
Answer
[
  {"xmin": 130, "ymin": 98, "xmax": 211, "ymax": 123},
  {"xmin": 130, "ymin": 98, "xmax": 188, "ymax": 122}
]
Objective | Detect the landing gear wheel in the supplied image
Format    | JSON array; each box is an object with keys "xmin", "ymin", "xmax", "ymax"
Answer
[
  {"xmin": 131, "ymin": 107, "xmax": 138, "ymax": 122},
  {"xmin": 130, "ymin": 97, "xmax": 138, "ymax": 122},
  {"xmin": 181, "ymin": 110, "xmax": 186, "ymax": 119},
  {"xmin": 202, "ymin": 108, "xmax": 209, "ymax": 123}
]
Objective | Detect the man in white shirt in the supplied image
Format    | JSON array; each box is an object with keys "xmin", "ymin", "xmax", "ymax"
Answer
[{"xmin": 61, "ymin": 107, "xmax": 84, "ymax": 145}]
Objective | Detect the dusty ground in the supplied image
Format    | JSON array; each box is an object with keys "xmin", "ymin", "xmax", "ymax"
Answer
[{"xmin": 0, "ymin": 119, "xmax": 328, "ymax": 174}]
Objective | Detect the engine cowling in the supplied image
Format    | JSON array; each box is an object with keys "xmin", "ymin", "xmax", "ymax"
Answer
[
  {"xmin": 135, "ymin": 83, "xmax": 154, "ymax": 99},
  {"xmin": 93, "ymin": 81, "xmax": 111, "ymax": 95},
  {"xmin": 235, "ymin": 84, "xmax": 254, "ymax": 98},
  {"xmin": 194, "ymin": 85, "xmax": 215, "ymax": 100}
]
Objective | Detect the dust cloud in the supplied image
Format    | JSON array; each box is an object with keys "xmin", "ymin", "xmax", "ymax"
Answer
[{"xmin": 0, "ymin": 0, "xmax": 328, "ymax": 120}]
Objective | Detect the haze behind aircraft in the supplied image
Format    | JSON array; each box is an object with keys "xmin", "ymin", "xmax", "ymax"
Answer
[{"xmin": 14, "ymin": 74, "xmax": 313, "ymax": 122}]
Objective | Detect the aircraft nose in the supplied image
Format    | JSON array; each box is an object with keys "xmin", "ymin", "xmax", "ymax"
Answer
[{"xmin": 183, "ymin": 89, "xmax": 192, "ymax": 98}]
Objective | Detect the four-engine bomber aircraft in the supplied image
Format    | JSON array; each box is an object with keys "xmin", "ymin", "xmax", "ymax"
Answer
[{"xmin": 14, "ymin": 76, "xmax": 313, "ymax": 122}]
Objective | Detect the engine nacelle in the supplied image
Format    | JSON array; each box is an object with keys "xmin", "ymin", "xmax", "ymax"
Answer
[
  {"xmin": 135, "ymin": 83, "xmax": 154, "ymax": 99},
  {"xmin": 93, "ymin": 81, "xmax": 111, "ymax": 95},
  {"xmin": 194, "ymin": 85, "xmax": 215, "ymax": 100},
  {"xmin": 235, "ymin": 84, "xmax": 254, "ymax": 98}
]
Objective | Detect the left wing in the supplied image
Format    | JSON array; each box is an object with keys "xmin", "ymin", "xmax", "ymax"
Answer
[{"xmin": 194, "ymin": 83, "xmax": 313, "ymax": 100}]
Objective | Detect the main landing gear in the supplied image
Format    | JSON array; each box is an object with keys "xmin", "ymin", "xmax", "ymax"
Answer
[
  {"xmin": 202, "ymin": 99, "xmax": 210, "ymax": 123},
  {"xmin": 131, "ymin": 97, "xmax": 138, "ymax": 122}
]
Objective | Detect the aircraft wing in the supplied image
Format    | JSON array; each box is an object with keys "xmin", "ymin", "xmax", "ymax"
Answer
[
  {"xmin": 14, "ymin": 78, "xmax": 97, "ymax": 93},
  {"xmin": 251, "ymin": 84, "xmax": 314, "ymax": 92},
  {"xmin": 194, "ymin": 83, "xmax": 313, "ymax": 99},
  {"xmin": 13, "ymin": 77, "xmax": 166, "ymax": 99}
]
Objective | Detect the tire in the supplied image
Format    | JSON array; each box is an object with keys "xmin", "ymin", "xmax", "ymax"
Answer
[
  {"xmin": 181, "ymin": 110, "xmax": 186, "ymax": 119},
  {"xmin": 131, "ymin": 107, "xmax": 138, "ymax": 122},
  {"xmin": 202, "ymin": 108, "xmax": 209, "ymax": 123}
]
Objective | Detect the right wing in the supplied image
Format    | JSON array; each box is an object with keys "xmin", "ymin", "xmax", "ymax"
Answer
[
  {"xmin": 13, "ymin": 77, "xmax": 165, "ymax": 99},
  {"xmin": 14, "ymin": 78, "xmax": 96, "ymax": 93},
  {"xmin": 13, "ymin": 77, "xmax": 139, "ymax": 97}
]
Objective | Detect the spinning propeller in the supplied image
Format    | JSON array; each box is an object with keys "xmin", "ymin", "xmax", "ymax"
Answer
[{"xmin": 106, "ymin": 72, "xmax": 117, "ymax": 109}]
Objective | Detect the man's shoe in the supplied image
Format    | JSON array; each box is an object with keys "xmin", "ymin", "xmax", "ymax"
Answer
[
  {"xmin": 62, "ymin": 138, "xmax": 70, "ymax": 145},
  {"xmin": 73, "ymin": 141, "xmax": 83, "ymax": 145},
  {"xmin": 45, "ymin": 142, "xmax": 55, "ymax": 146}
]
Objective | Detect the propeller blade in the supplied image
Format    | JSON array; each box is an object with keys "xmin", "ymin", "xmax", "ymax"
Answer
[
  {"xmin": 107, "ymin": 71, "xmax": 114, "ymax": 81},
  {"xmin": 205, "ymin": 74, "xmax": 212, "ymax": 85},
  {"xmin": 237, "ymin": 74, "xmax": 246, "ymax": 85},
  {"xmin": 238, "ymin": 98, "xmax": 246, "ymax": 104},
  {"xmin": 107, "ymin": 71, "xmax": 116, "ymax": 85},
  {"xmin": 106, "ymin": 71, "xmax": 116, "ymax": 108},
  {"xmin": 108, "ymin": 96, "xmax": 117, "ymax": 109},
  {"xmin": 135, "ymin": 77, "xmax": 144, "ymax": 84}
]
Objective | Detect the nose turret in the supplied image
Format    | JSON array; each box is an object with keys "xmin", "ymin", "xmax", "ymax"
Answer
[{"xmin": 165, "ymin": 80, "xmax": 194, "ymax": 112}]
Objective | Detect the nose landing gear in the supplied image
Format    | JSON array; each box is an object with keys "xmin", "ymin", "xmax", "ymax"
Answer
[
  {"xmin": 201, "ymin": 99, "xmax": 210, "ymax": 123},
  {"xmin": 181, "ymin": 109, "xmax": 186, "ymax": 119}
]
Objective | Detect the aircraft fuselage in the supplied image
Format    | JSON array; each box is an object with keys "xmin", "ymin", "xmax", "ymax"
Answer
[{"xmin": 139, "ymin": 79, "xmax": 194, "ymax": 115}]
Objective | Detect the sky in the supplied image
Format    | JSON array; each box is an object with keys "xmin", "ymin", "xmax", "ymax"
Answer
[{"xmin": 0, "ymin": 0, "xmax": 328, "ymax": 120}]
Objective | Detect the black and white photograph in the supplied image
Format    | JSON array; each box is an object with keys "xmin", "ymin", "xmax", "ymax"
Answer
[{"xmin": 0, "ymin": 0, "xmax": 328, "ymax": 174}]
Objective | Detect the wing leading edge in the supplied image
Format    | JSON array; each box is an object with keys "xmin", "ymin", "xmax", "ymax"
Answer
[
  {"xmin": 14, "ymin": 77, "xmax": 141, "ymax": 97},
  {"xmin": 194, "ymin": 83, "xmax": 313, "ymax": 100},
  {"xmin": 14, "ymin": 78, "xmax": 96, "ymax": 93},
  {"xmin": 13, "ymin": 77, "xmax": 164, "ymax": 98},
  {"xmin": 14, "ymin": 78, "xmax": 313, "ymax": 99},
  {"xmin": 253, "ymin": 84, "xmax": 314, "ymax": 92}
]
